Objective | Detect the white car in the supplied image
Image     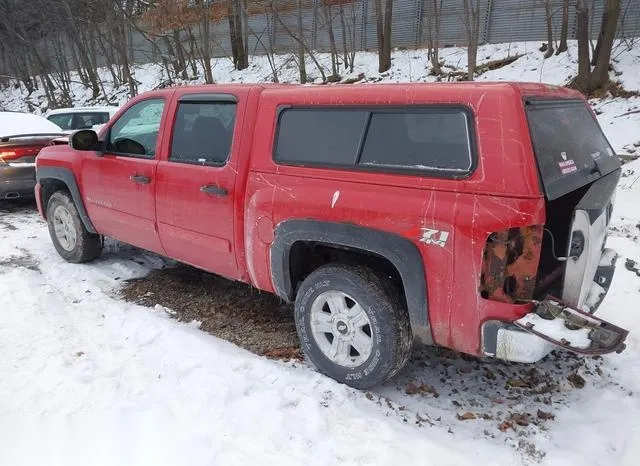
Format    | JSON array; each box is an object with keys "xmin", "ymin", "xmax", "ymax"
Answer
[{"xmin": 45, "ymin": 106, "xmax": 120, "ymax": 134}]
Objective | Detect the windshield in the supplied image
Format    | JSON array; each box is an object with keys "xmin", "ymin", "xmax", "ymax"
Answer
[{"xmin": 525, "ymin": 99, "xmax": 620, "ymax": 200}]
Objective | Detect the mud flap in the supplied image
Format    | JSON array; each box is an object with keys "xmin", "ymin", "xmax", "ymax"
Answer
[{"xmin": 514, "ymin": 296, "xmax": 628, "ymax": 356}]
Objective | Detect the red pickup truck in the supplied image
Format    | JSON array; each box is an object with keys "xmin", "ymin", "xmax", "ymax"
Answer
[{"xmin": 35, "ymin": 82, "xmax": 628, "ymax": 388}]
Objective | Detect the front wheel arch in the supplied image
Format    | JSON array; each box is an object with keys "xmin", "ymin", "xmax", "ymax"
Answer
[{"xmin": 37, "ymin": 167, "xmax": 96, "ymax": 234}]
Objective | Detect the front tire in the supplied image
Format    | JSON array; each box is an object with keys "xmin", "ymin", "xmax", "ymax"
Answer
[
  {"xmin": 294, "ymin": 265, "xmax": 412, "ymax": 389},
  {"xmin": 47, "ymin": 191, "xmax": 102, "ymax": 263}
]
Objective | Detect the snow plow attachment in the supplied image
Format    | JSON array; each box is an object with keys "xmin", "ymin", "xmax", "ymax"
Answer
[{"xmin": 514, "ymin": 296, "xmax": 628, "ymax": 356}]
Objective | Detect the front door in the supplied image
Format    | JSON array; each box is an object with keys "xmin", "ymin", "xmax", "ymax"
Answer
[
  {"xmin": 81, "ymin": 97, "xmax": 167, "ymax": 254},
  {"xmin": 155, "ymin": 93, "xmax": 240, "ymax": 279}
]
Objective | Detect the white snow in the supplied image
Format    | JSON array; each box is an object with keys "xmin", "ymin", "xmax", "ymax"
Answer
[
  {"xmin": 0, "ymin": 111, "xmax": 63, "ymax": 138},
  {"xmin": 516, "ymin": 314, "xmax": 592, "ymax": 350},
  {"xmin": 0, "ymin": 215, "xmax": 513, "ymax": 466},
  {"xmin": 0, "ymin": 40, "xmax": 640, "ymax": 465}
]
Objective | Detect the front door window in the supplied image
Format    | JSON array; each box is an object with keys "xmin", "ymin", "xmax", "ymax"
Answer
[{"xmin": 108, "ymin": 99, "xmax": 165, "ymax": 158}]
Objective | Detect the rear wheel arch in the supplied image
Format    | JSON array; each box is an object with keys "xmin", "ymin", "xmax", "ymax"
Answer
[
  {"xmin": 270, "ymin": 220, "xmax": 430, "ymax": 333},
  {"xmin": 37, "ymin": 167, "xmax": 96, "ymax": 234}
]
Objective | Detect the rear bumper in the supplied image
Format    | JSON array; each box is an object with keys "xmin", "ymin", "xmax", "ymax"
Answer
[
  {"xmin": 482, "ymin": 247, "xmax": 626, "ymax": 363},
  {"xmin": 0, "ymin": 164, "xmax": 36, "ymax": 199}
]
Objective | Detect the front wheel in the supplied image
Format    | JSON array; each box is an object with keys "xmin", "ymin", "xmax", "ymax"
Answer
[
  {"xmin": 294, "ymin": 265, "xmax": 412, "ymax": 389},
  {"xmin": 47, "ymin": 191, "xmax": 102, "ymax": 263}
]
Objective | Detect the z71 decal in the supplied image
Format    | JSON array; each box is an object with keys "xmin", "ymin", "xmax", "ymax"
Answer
[{"xmin": 419, "ymin": 228, "xmax": 450, "ymax": 248}]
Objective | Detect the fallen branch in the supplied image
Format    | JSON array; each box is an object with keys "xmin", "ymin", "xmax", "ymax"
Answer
[
  {"xmin": 475, "ymin": 54, "xmax": 525, "ymax": 75},
  {"xmin": 615, "ymin": 109, "xmax": 640, "ymax": 118}
]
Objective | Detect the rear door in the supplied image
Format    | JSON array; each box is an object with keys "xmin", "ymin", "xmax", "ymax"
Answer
[
  {"xmin": 81, "ymin": 97, "xmax": 167, "ymax": 254},
  {"xmin": 155, "ymin": 92, "xmax": 241, "ymax": 280},
  {"xmin": 525, "ymin": 98, "xmax": 621, "ymax": 309}
]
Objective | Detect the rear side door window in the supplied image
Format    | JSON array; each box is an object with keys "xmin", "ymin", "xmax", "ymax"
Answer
[
  {"xmin": 170, "ymin": 100, "xmax": 237, "ymax": 165},
  {"xmin": 47, "ymin": 114, "xmax": 73, "ymax": 130}
]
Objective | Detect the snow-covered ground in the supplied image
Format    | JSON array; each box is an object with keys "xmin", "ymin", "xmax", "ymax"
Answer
[
  {"xmin": 1, "ymin": 160, "xmax": 639, "ymax": 466},
  {"xmin": 1, "ymin": 41, "xmax": 640, "ymax": 465}
]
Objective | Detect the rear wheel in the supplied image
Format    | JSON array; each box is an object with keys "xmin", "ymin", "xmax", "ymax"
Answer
[
  {"xmin": 47, "ymin": 191, "xmax": 102, "ymax": 263},
  {"xmin": 294, "ymin": 264, "xmax": 412, "ymax": 389}
]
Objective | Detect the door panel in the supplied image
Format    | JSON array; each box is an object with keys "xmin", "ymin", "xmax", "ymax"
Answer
[
  {"xmin": 155, "ymin": 95, "xmax": 240, "ymax": 279},
  {"xmin": 81, "ymin": 97, "xmax": 167, "ymax": 254},
  {"xmin": 156, "ymin": 163, "xmax": 238, "ymax": 278}
]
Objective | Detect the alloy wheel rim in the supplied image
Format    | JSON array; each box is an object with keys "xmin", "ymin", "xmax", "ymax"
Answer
[
  {"xmin": 52, "ymin": 205, "xmax": 77, "ymax": 251},
  {"xmin": 309, "ymin": 290, "xmax": 373, "ymax": 368}
]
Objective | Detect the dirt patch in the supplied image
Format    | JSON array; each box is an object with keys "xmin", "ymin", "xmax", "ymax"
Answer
[
  {"xmin": 0, "ymin": 199, "xmax": 37, "ymax": 214},
  {"xmin": 0, "ymin": 220, "xmax": 17, "ymax": 231},
  {"xmin": 118, "ymin": 263, "xmax": 301, "ymax": 359},
  {"xmin": 0, "ymin": 247, "xmax": 40, "ymax": 272}
]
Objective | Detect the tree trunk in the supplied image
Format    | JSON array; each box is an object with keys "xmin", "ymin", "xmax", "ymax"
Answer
[
  {"xmin": 374, "ymin": 0, "xmax": 393, "ymax": 73},
  {"xmin": 544, "ymin": 0, "xmax": 555, "ymax": 58},
  {"xmin": 427, "ymin": 0, "xmax": 443, "ymax": 75},
  {"xmin": 575, "ymin": 0, "xmax": 592, "ymax": 91},
  {"xmin": 296, "ymin": 0, "xmax": 307, "ymax": 83},
  {"xmin": 324, "ymin": 3, "xmax": 339, "ymax": 78},
  {"xmin": 591, "ymin": 0, "xmax": 621, "ymax": 87},
  {"xmin": 338, "ymin": 1, "xmax": 350, "ymax": 71},
  {"xmin": 462, "ymin": 0, "xmax": 480, "ymax": 81},
  {"xmin": 558, "ymin": 0, "xmax": 569, "ymax": 53},
  {"xmin": 172, "ymin": 30, "xmax": 188, "ymax": 79},
  {"xmin": 574, "ymin": 0, "xmax": 621, "ymax": 93},
  {"xmin": 228, "ymin": 0, "xmax": 248, "ymax": 71},
  {"xmin": 198, "ymin": 0, "xmax": 214, "ymax": 84}
]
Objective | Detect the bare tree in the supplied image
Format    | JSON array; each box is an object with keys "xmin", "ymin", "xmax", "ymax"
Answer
[
  {"xmin": 271, "ymin": 0, "xmax": 326, "ymax": 83},
  {"xmin": 541, "ymin": 0, "xmax": 555, "ymax": 58},
  {"xmin": 462, "ymin": 0, "xmax": 481, "ymax": 81},
  {"xmin": 574, "ymin": 0, "xmax": 622, "ymax": 94},
  {"xmin": 196, "ymin": 0, "xmax": 214, "ymax": 83},
  {"xmin": 245, "ymin": 6, "xmax": 279, "ymax": 83},
  {"xmin": 557, "ymin": 0, "xmax": 569, "ymax": 53},
  {"xmin": 373, "ymin": 0, "xmax": 393, "ymax": 73},
  {"xmin": 426, "ymin": 0, "xmax": 444, "ymax": 75},
  {"xmin": 228, "ymin": 0, "xmax": 248, "ymax": 71},
  {"xmin": 338, "ymin": 0, "xmax": 357, "ymax": 73},
  {"xmin": 296, "ymin": 0, "xmax": 307, "ymax": 83},
  {"xmin": 321, "ymin": 1, "xmax": 340, "ymax": 79}
]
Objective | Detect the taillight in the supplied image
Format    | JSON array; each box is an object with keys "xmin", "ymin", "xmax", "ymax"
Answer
[
  {"xmin": 479, "ymin": 225, "xmax": 543, "ymax": 303},
  {"xmin": 0, "ymin": 146, "xmax": 42, "ymax": 162}
]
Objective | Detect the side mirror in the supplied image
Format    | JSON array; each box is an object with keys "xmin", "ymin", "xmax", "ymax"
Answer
[{"xmin": 70, "ymin": 129, "xmax": 99, "ymax": 151}]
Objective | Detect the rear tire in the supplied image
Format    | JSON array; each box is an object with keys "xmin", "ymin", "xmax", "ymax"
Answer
[
  {"xmin": 294, "ymin": 264, "xmax": 412, "ymax": 389},
  {"xmin": 47, "ymin": 191, "xmax": 102, "ymax": 263}
]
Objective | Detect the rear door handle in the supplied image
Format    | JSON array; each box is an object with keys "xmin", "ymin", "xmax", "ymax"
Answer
[
  {"xmin": 200, "ymin": 184, "xmax": 228, "ymax": 197},
  {"xmin": 130, "ymin": 174, "xmax": 150, "ymax": 184}
]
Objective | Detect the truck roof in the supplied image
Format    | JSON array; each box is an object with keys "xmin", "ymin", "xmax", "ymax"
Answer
[{"xmin": 155, "ymin": 81, "xmax": 583, "ymax": 100}]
